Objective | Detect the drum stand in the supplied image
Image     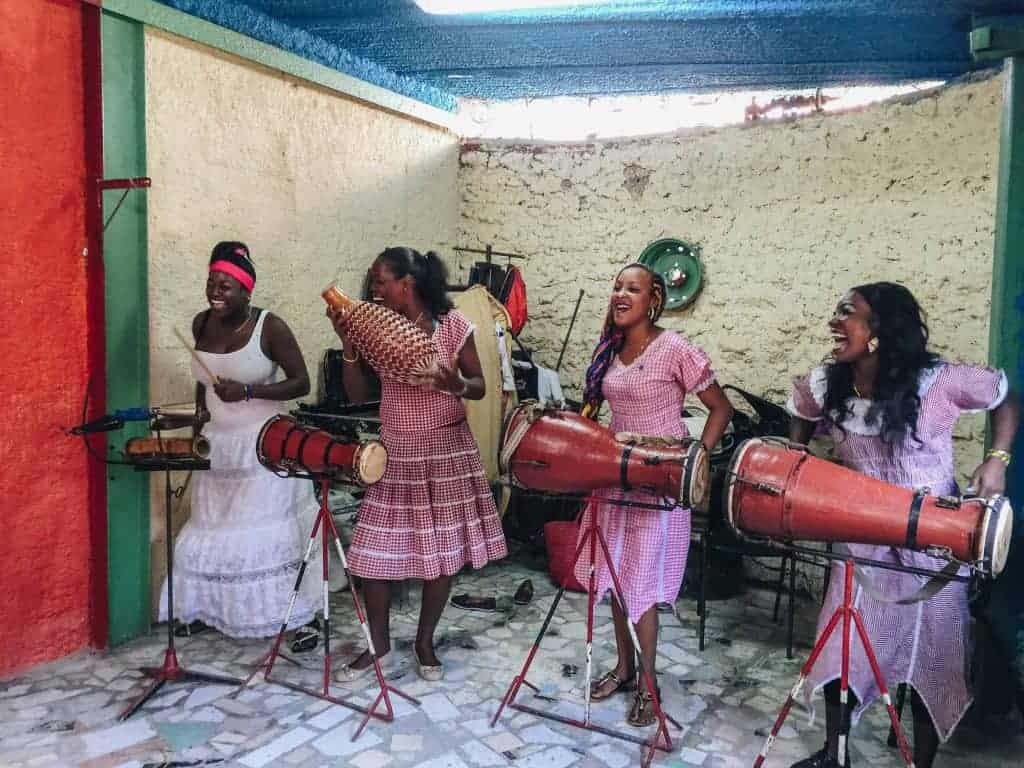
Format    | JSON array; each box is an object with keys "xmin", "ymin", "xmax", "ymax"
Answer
[
  {"xmin": 751, "ymin": 558, "xmax": 914, "ymax": 768},
  {"xmin": 244, "ymin": 475, "xmax": 419, "ymax": 740},
  {"xmin": 120, "ymin": 458, "xmax": 243, "ymax": 720},
  {"xmin": 492, "ymin": 496, "xmax": 681, "ymax": 768}
]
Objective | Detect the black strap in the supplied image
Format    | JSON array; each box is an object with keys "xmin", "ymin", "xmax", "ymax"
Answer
[
  {"xmin": 620, "ymin": 442, "xmax": 635, "ymax": 491},
  {"xmin": 905, "ymin": 492, "xmax": 925, "ymax": 550}
]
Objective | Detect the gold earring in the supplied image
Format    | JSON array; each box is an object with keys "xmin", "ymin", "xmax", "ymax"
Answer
[{"xmin": 868, "ymin": 338, "xmax": 879, "ymax": 354}]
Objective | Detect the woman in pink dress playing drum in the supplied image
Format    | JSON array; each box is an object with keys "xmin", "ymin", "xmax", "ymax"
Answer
[
  {"xmin": 327, "ymin": 247, "xmax": 507, "ymax": 682},
  {"xmin": 786, "ymin": 282, "xmax": 1019, "ymax": 768},
  {"xmin": 577, "ymin": 263, "xmax": 733, "ymax": 726}
]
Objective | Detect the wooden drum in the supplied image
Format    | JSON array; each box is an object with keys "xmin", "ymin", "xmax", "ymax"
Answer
[
  {"xmin": 500, "ymin": 402, "xmax": 710, "ymax": 511},
  {"xmin": 256, "ymin": 415, "xmax": 387, "ymax": 485},
  {"xmin": 725, "ymin": 437, "xmax": 1013, "ymax": 576}
]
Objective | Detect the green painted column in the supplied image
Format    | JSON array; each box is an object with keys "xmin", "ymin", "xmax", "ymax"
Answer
[{"xmin": 102, "ymin": 11, "xmax": 150, "ymax": 645}]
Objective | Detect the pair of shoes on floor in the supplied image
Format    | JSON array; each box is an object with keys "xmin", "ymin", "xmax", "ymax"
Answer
[
  {"xmin": 290, "ymin": 619, "xmax": 320, "ymax": 654},
  {"xmin": 173, "ymin": 619, "xmax": 209, "ymax": 638},
  {"xmin": 789, "ymin": 744, "xmax": 852, "ymax": 768}
]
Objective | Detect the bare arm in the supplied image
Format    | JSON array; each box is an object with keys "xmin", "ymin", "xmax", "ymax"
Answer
[
  {"xmin": 969, "ymin": 389, "xmax": 1021, "ymax": 496},
  {"xmin": 695, "ymin": 382, "xmax": 733, "ymax": 451},
  {"xmin": 214, "ymin": 313, "xmax": 310, "ymax": 402},
  {"xmin": 789, "ymin": 416, "xmax": 816, "ymax": 446}
]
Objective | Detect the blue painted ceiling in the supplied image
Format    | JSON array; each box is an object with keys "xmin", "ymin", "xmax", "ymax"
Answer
[{"xmin": 159, "ymin": 1, "xmax": 1022, "ymax": 108}]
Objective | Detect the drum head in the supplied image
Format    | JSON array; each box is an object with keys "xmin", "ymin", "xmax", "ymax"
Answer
[
  {"xmin": 499, "ymin": 402, "xmax": 536, "ymax": 478},
  {"xmin": 255, "ymin": 415, "xmax": 284, "ymax": 470},
  {"xmin": 685, "ymin": 442, "xmax": 711, "ymax": 512},
  {"xmin": 980, "ymin": 496, "xmax": 1014, "ymax": 576},
  {"xmin": 724, "ymin": 437, "xmax": 763, "ymax": 533},
  {"xmin": 356, "ymin": 441, "xmax": 388, "ymax": 486}
]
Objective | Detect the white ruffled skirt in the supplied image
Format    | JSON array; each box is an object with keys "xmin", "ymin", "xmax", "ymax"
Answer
[{"xmin": 158, "ymin": 423, "xmax": 327, "ymax": 638}]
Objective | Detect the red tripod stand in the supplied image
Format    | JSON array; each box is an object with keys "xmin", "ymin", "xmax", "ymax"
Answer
[
  {"xmin": 245, "ymin": 476, "xmax": 418, "ymax": 739},
  {"xmin": 751, "ymin": 559, "xmax": 914, "ymax": 767},
  {"xmin": 492, "ymin": 495, "xmax": 681, "ymax": 768}
]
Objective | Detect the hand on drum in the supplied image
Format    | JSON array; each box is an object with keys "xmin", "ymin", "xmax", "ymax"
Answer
[
  {"xmin": 967, "ymin": 457, "xmax": 1007, "ymax": 498},
  {"xmin": 213, "ymin": 378, "xmax": 246, "ymax": 403},
  {"xmin": 408, "ymin": 359, "xmax": 464, "ymax": 395}
]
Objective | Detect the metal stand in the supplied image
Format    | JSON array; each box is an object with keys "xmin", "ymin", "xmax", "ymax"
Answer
[
  {"xmin": 751, "ymin": 559, "xmax": 915, "ymax": 768},
  {"xmin": 492, "ymin": 496, "xmax": 679, "ymax": 768},
  {"xmin": 245, "ymin": 476, "xmax": 418, "ymax": 740},
  {"xmin": 120, "ymin": 458, "xmax": 242, "ymax": 720}
]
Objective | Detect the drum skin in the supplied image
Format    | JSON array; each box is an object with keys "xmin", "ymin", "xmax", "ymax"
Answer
[
  {"xmin": 501, "ymin": 404, "xmax": 709, "ymax": 511},
  {"xmin": 257, "ymin": 415, "xmax": 386, "ymax": 485},
  {"xmin": 726, "ymin": 438, "xmax": 1013, "ymax": 574}
]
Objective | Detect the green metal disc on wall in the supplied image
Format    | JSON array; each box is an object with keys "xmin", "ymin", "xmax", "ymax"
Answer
[{"xmin": 638, "ymin": 238, "xmax": 704, "ymax": 310}]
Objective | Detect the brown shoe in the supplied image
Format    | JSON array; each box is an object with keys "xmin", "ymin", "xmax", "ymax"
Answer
[
  {"xmin": 590, "ymin": 670, "xmax": 636, "ymax": 701},
  {"xmin": 513, "ymin": 579, "xmax": 534, "ymax": 606},
  {"xmin": 627, "ymin": 686, "xmax": 661, "ymax": 727}
]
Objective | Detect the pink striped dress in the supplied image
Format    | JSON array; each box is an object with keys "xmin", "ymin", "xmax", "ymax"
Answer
[
  {"xmin": 347, "ymin": 310, "xmax": 507, "ymax": 581},
  {"xmin": 787, "ymin": 362, "xmax": 1009, "ymax": 740},
  {"xmin": 573, "ymin": 331, "xmax": 716, "ymax": 619}
]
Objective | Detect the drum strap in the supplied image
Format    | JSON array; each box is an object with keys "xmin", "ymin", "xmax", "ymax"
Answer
[
  {"xmin": 834, "ymin": 544, "xmax": 962, "ymax": 605},
  {"xmin": 904, "ymin": 492, "xmax": 925, "ymax": 550},
  {"xmin": 621, "ymin": 442, "xmax": 636, "ymax": 491}
]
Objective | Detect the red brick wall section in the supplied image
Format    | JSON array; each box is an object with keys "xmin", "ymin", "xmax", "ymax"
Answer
[{"xmin": 0, "ymin": 0, "xmax": 96, "ymax": 675}]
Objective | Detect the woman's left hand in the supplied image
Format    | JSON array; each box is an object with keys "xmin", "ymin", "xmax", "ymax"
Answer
[
  {"xmin": 967, "ymin": 458, "xmax": 1008, "ymax": 498},
  {"xmin": 409, "ymin": 360, "xmax": 464, "ymax": 395},
  {"xmin": 214, "ymin": 377, "xmax": 247, "ymax": 403}
]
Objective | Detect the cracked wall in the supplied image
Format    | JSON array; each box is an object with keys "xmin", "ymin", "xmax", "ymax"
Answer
[{"xmin": 458, "ymin": 74, "xmax": 1002, "ymax": 486}]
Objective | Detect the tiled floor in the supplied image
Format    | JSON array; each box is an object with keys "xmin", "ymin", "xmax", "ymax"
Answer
[{"xmin": 2, "ymin": 549, "xmax": 1021, "ymax": 767}]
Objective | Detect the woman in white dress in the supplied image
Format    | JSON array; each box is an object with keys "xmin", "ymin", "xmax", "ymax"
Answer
[{"xmin": 160, "ymin": 242, "xmax": 321, "ymax": 648}]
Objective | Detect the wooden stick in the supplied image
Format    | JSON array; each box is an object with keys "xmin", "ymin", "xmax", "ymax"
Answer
[{"xmin": 173, "ymin": 327, "xmax": 219, "ymax": 384}]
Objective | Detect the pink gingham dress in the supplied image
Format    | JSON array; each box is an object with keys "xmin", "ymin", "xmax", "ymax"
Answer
[
  {"xmin": 348, "ymin": 310, "xmax": 507, "ymax": 581},
  {"xmin": 574, "ymin": 331, "xmax": 716, "ymax": 619},
  {"xmin": 787, "ymin": 362, "xmax": 1008, "ymax": 740}
]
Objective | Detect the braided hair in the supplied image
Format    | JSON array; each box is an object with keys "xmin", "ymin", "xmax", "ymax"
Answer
[
  {"xmin": 376, "ymin": 246, "xmax": 454, "ymax": 319},
  {"xmin": 582, "ymin": 263, "xmax": 667, "ymax": 417}
]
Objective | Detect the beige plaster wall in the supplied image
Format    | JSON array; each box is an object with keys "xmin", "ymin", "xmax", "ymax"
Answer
[
  {"xmin": 144, "ymin": 29, "xmax": 460, "ymax": 608},
  {"xmin": 457, "ymin": 74, "xmax": 1002, "ymax": 487}
]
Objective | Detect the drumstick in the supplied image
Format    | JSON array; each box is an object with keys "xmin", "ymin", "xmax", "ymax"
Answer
[{"xmin": 173, "ymin": 327, "xmax": 220, "ymax": 384}]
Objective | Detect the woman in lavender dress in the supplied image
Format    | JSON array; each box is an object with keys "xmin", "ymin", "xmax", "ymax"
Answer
[{"xmin": 786, "ymin": 282, "xmax": 1019, "ymax": 768}]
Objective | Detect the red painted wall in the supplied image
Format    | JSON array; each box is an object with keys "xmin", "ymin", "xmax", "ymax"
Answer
[{"xmin": 0, "ymin": 0, "xmax": 99, "ymax": 675}]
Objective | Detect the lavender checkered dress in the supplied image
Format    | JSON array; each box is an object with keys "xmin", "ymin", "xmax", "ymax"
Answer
[{"xmin": 786, "ymin": 362, "xmax": 1008, "ymax": 740}]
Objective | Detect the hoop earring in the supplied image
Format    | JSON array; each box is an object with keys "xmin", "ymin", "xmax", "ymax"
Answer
[{"xmin": 867, "ymin": 338, "xmax": 879, "ymax": 354}]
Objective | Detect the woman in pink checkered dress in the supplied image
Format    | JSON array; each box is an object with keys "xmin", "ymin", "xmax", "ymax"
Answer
[
  {"xmin": 327, "ymin": 247, "xmax": 507, "ymax": 683},
  {"xmin": 577, "ymin": 263, "xmax": 734, "ymax": 726},
  {"xmin": 786, "ymin": 283, "xmax": 1019, "ymax": 768}
]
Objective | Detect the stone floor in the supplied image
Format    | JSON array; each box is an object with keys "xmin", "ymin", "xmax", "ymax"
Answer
[{"xmin": 2, "ymin": 549, "xmax": 1022, "ymax": 768}]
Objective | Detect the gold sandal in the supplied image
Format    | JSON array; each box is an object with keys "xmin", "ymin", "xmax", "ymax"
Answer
[
  {"xmin": 590, "ymin": 670, "xmax": 636, "ymax": 701},
  {"xmin": 627, "ymin": 686, "xmax": 661, "ymax": 727}
]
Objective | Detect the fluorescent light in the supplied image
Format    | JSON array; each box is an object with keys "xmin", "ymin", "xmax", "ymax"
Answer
[{"xmin": 416, "ymin": 1, "xmax": 609, "ymax": 14}]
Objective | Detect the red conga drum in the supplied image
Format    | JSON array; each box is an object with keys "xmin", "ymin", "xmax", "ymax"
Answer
[
  {"xmin": 256, "ymin": 415, "xmax": 387, "ymax": 485},
  {"xmin": 725, "ymin": 437, "xmax": 1013, "ymax": 576},
  {"xmin": 500, "ymin": 402, "xmax": 710, "ymax": 511}
]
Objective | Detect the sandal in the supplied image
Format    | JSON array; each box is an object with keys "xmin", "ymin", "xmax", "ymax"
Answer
[
  {"xmin": 627, "ymin": 686, "xmax": 661, "ymax": 727},
  {"xmin": 290, "ymin": 620, "xmax": 321, "ymax": 653},
  {"xmin": 590, "ymin": 670, "xmax": 636, "ymax": 701}
]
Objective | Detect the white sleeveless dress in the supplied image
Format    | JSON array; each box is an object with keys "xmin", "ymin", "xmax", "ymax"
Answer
[{"xmin": 158, "ymin": 310, "xmax": 320, "ymax": 637}]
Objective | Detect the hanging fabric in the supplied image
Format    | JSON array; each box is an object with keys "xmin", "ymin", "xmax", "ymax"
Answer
[{"xmin": 503, "ymin": 265, "xmax": 528, "ymax": 336}]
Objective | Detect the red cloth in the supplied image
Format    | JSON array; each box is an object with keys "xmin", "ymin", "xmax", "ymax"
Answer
[{"xmin": 503, "ymin": 266, "xmax": 528, "ymax": 336}]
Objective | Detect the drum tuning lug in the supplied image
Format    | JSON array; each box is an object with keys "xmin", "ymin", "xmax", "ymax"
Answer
[
  {"xmin": 756, "ymin": 482, "xmax": 784, "ymax": 496},
  {"xmin": 935, "ymin": 495, "xmax": 962, "ymax": 509}
]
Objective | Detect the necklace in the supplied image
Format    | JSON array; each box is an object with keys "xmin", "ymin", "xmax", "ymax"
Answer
[
  {"xmin": 226, "ymin": 306, "xmax": 252, "ymax": 334},
  {"xmin": 853, "ymin": 382, "xmax": 867, "ymax": 399}
]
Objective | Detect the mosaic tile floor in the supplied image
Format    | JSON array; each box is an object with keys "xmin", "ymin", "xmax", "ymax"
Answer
[{"xmin": 2, "ymin": 551, "xmax": 1021, "ymax": 767}]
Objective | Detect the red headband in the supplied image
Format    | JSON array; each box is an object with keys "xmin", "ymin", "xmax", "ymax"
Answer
[{"xmin": 209, "ymin": 260, "xmax": 255, "ymax": 293}]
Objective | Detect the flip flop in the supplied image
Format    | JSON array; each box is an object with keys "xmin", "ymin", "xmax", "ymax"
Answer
[{"xmin": 513, "ymin": 579, "xmax": 534, "ymax": 605}]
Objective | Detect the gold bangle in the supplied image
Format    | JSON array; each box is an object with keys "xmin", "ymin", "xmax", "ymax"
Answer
[
  {"xmin": 342, "ymin": 349, "xmax": 360, "ymax": 364},
  {"xmin": 986, "ymin": 449, "xmax": 1011, "ymax": 466}
]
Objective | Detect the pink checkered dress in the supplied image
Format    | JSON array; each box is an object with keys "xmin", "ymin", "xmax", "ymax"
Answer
[
  {"xmin": 348, "ymin": 310, "xmax": 507, "ymax": 581},
  {"xmin": 573, "ymin": 331, "xmax": 716, "ymax": 619},
  {"xmin": 787, "ymin": 362, "xmax": 1008, "ymax": 740}
]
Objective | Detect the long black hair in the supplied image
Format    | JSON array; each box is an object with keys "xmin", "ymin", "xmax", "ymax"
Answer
[
  {"xmin": 823, "ymin": 282, "xmax": 939, "ymax": 444},
  {"xmin": 582, "ymin": 263, "xmax": 667, "ymax": 415},
  {"xmin": 376, "ymin": 246, "xmax": 453, "ymax": 319}
]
